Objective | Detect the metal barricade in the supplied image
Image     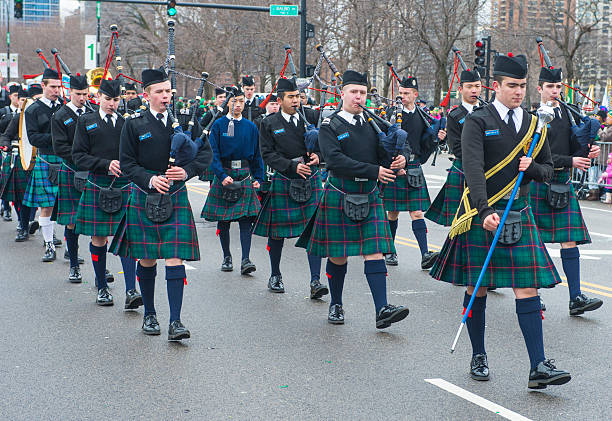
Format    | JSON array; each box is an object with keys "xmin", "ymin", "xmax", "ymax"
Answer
[{"xmin": 571, "ymin": 141, "xmax": 612, "ymax": 199}]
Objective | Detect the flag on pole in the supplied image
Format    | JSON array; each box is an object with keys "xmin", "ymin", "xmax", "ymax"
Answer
[
  {"xmin": 601, "ymin": 79, "xmax": 611, "ymax": 111},
  {"xmin": 566, "ymin": 80, "xmax": 574, "ymax": 104}
]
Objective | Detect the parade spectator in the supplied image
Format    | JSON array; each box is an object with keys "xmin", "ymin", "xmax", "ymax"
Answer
[
  {"xmin": 587, "ymin": 111, "xmax": 612, "ymax": 200},
  {"xmin": 598, "ymin": 152, "xmax": 612, "ymax": 204}
]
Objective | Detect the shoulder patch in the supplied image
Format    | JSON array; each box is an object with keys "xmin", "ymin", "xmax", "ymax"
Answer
[{"xmin": 321, "ymin": 117, "xmax": 331, "ymax": 126}]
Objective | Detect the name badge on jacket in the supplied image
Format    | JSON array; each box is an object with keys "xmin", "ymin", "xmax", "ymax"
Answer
[
  {"xmin": 139, "ymin": 132, "xmax": 152, "ymax": 141},
  {"xmin": 63, "ymin": 118, "xmax": 74, "ymax": 126},
  {"xmin": 273, "ymin": 128, "xmax": 285, "ymax": 135},
  {"xmin": 337, "ymin": 132, "xmax": 349, "ymax": 141},
  {"xmin": 484, "ymin": 129, "xmax": 500, "ymax": 137},
  {"xmin": 86, "ymin": 123, "xmax": 97, "ymax": 131}
]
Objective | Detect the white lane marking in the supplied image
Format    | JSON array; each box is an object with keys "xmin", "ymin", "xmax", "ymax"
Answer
[
  {"xmin": 424, "ymin": 378, "xmax": 532, "ymax": 421},
  {"xmin": 580, "ymin": 206, "xmax": 612, "ymax": 214},
  {"xmin": 390, "ymin": 290, "xmax": 437, "ymax": 295},
  {"xmin": 426, "ymin": 174, "xmax": 448, "ymax": 181},
  {"xmin": 590, "ymin": 231, "xmax": 612, "ymax": 239},
  {"xmin": 546, "ymin": 248, "xmax": 599, "ymax": 260},
  {"xmin": 185, "ymin": 263, "xmax": 196, "ymax": 270}
]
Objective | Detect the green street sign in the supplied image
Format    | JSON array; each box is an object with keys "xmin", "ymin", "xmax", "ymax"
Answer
[
  {"xmin": 270, "ymin": 5, "xmax": 298, "ymax": 16},
  {"xmin": 96, "ymin": 1, "xmax": 101, "ymax": 19}
]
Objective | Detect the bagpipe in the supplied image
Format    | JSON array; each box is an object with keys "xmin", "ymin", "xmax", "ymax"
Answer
[
  {"xmin": 50, "ymin": 48, "xmax": 97, "ymax": 113},
  {"xmin": 447, "ymin": 47, "xmax": 490, "ymax": 107}
]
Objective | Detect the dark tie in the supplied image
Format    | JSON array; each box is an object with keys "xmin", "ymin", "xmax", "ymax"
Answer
[
  {"xmin": 290, "ymin": 115, "xmax": 297, "ymax": 127},
  {"xmin": 77, "ymin": 109, "xmax": 83, "ymax": 116},
  {"xmin": 354, "ymin": 115, "xmax": 362, "ymax": 127},
  {"xmin": 50, "ymin": 101, "xmax": 56, "ymax": 109},
  {"xmin": 105, "ymin": 115, "xmax": 113, "ymax": 126},
  {"xmin": 554, "ymin": 107, "xmax": 562, "ymax": 120},
  {"xmin": 156, "ymin": 113, "xmax": 165, "ymax": 126},
  {"xmin": 506, "ymin": 109, "xmax": 516, "ymax": 133}
]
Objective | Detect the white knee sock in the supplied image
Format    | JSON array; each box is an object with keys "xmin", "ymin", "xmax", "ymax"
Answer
[{"xmin": 39, "ymin": 216, "xmax": 54, "ymax": 247}]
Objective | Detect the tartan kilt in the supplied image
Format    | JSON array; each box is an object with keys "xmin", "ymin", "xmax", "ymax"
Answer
[
  {"xmin": 381, "ymin": 160, "xmax": 431, "ymax": 212},
  {"xmin": 1, "ymin": 154, "xmax": 29, "ymax": 203},
  {"xmin": 430, "ymin": 197, "xmax": 561, "ymax": 289},
  {"xmin": 200, "ymin": 166, "xmax": 215, "ymax": 182},
  {"xmin": 74, "ymin": 174, "xmax": 130, "ymax": 237},
  {"xmin": 109, "ymin": 182, "xmax": 200, "ymax": 261},
  {"xmin": 529, "ymin": 169, "xmax": 591, "ymax": 245},
  {"xmin": 252, "ymin": 170, "xmax": 323, "ymax": 239},
  {"xmin": 200, "ymin": 167, "xmax": 261, "ymax": 222},
  {"xmin": 55, "ymin": 163, "xmax": 83, "ymax": 226},
  {"xmin": 296, "ymin": 176, "xmax": 395, "ymax": 258},
  {"xmin": 425, "ymin": 159, "xmax": 465, "ymax": 226},
  {"xmin": 23, "ymin": 154, "xmax": 61, "ymax": 208}
]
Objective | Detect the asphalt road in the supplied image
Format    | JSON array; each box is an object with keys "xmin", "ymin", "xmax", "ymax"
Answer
[{"xmin": 1, "ymin": 154, "xmax": 611, "ymax": 420}]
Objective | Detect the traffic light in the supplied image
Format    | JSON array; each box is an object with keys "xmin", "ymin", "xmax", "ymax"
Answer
[
  {"xmin": 167, "ymin": 0, "xmax": 177, "ymax": 16},
  {"xmin": 474, "ymin": 39, "xmax": 485, "ymax": 67},
  {"xmin": 14, "ymin": 0, "xmax": 23, "ymax": 19}
]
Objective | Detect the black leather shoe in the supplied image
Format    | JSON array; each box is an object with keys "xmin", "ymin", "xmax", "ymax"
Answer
[
  {"xmin": 28, "ymin": 220, "xmax": 39, "ymax": 235},
  {"xmin": 142, "ymin": 314, "xmax": 161, "ymax": 335},
  {"xmin": 221, "ymin": 255, "xmax": 233, "ymax": 272},
  {"xmin": 15, "ymin": 228, "xmax": 29, "ymax": 242},
  {"xmin": 168, "ymin": 320, "xmax": 191, "ymax": 341},
  {"xmin": 41, "ymin": 242, "xmax": 56, "ymax": 262},
  {"xmin": 328, "ymin": 304, "xmax": 344, "ymax": 324},
  {"xmin": 569, "ymin": 293, "xmax": 603, "ymax": 315},
  {"xmin": 470, "ymin": 353, "xmax": 490, "ymax": 381},
  {"xmin": 64, "ymin": 250, "xmax": 85, "ymax": 264},
  {"xmin": 376, "ymin": 304, "xmax": 410, "ymax": 329},
  {"xmin": 268, "ymin": 275, "xmax": 285, "ymax": 293},
  {"xmin": 421, "ymin": 251, "xmax": 439, "ymax": 270},
  {"xmin": 124, "ymin": 289, "xmax": 143, "ymax": 309},
  {"xmin": 96, "ymin": 287, "xmax": 114, "ymax": 306},
  {"xmin": 385, "ymin": 253, "xmax": 399, "ymax": 266},
  {"xmin": 105, "ymin": 269, "xmax": 114, "ymax": 283},
  {"xmin": 240, "ymin": 258, "xmax": 256, "ymax": 275},
  {"xmin": 68, "ymin": 266, "xmax": 82, "ymax": 283},
  {"xmin": 528, "ymin": 359, "xmax": 571, "ymax": 389},
  {"xmin": 310, "ymin": 278, "xmax": 329, "ymax": 299},
  {"xmin": 540, "ymin": 295, "xmax": 547, "ymax": 312},
  {"xmin": 53, "ymin": 234, "xmax": 62, "ymax": 247}
]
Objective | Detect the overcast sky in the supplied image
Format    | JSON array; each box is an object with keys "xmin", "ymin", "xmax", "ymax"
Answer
[{"xmin": 61, "ymin": 0, "xmax": 80, "ymax": 16}]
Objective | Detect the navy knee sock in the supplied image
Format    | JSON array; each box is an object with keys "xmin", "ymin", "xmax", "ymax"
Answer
[
  {"xmin": 307, "ymin": 253, "xmax": 322, "ymax": 282},
  {"xmin": 64, "ymin": 226, "xmax": 80, "ymax": 267},
  {"xmin": 90, "ymin": 243, "xmax": 107, "ymax": 290},
  {"xmin": 412, "ymin": 218, "xmax": 429, "ymax": 256},
  {"xmin": 364, "ymin": 259, "xmax": 388, "ymax": 313},
  {"xmin": 121, "ymin": 257, "xmax": 137, "ymax": 292},
  {"xmin": 516, "ymin": 296, "xmax": 546, "ymax": 369},
  {"xmin": 326, "ymin": 260, "xmax": 347, "ymax": 306},
  {"xmin": 463, "ymin": 292, "xmax": 487, "ymax": 356},
  {"xmin": 238, "ymin": 218, "xmax": 253, "ymax": 261},
  {"xmin": 166, "ymin": 265, "xmax": 186, "ymax": 323},
  {"xmin": 19, "ymin": 205, "xmax": 31, "ymax": 230},
  {"xmin": 137, "ymin": 263, "xmax": 157, "ymax": 316},
  {"xmin": 268, "ymin": 238, "xmax": 284, "ymax": 276},
  {"xmin": 388, "ymin": 219, "xmax": 398, "ymax": 241},
  {"xmin": 561, "ymin": 247, "xmax": 581, "ymax": 300},
  {"xmin": 217, "ymin": 221, "xmax": 231, "ymax": 257}
]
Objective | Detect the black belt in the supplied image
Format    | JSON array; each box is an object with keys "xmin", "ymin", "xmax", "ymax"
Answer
[{"xmin": 329, "ymin": 171, "xmax": 373, "ymax": 182}]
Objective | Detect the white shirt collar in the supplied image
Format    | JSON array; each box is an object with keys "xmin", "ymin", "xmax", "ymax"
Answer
[
  {"xmin": 492, "ymin": 99, "xmax": 522, "ymax": 132},
  {"xmin": 149, "ymin": 109, "xmax": 168, "ymax": 126},
  {"xmin": 9, "ymin": 104, "xmax": 19, "ymax": 113},
  {"xmin": 40, "ymin": 96, "xmax": 57, "ymax": 108},
  {"xmin": 338, "ymin": 110, "xmax": 365, "ymax": 125},
  {"xmin": 281, "ymin": 110, "xmax": 299, "ymax": 125},
  {"xmin": 99, "ymin": 108, "xmax": 118, "ymax": 125},
  {"xmin": 67, "ymin": 102, "xmax": 85, "ymax": 115},
  {"xmin": 461, "ymin": 102, "xmax": 476, "ymax": 114},
  {"xmin": 216, "ymin": 106, "xmax": 224, "ymax": 112},
  {"xmin": 226, "ymin": 113, "xmax": 242, "ymax": 122}
]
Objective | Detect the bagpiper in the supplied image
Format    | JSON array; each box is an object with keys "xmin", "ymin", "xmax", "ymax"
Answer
[
  {"xmin": 241, "ymin": 76, "xmax": 262, "ymax": 121},
  {"xmin": 199, "ymin": 86, "xmax": 227, "ymax": 182},
  {"xmin": 0, "ymin": 84, "xmax": 22, "ymax": 221}
]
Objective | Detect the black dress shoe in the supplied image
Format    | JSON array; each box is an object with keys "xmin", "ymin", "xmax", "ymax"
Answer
[
  {"xmin": 528, "ymin": 359, "xmax": 571, "ymax": 389},
  {"xmin": 53, "ymin": 234, "xmax": 62, "ymax": 247},
  {"xmin": 64, "ymin": 250, "xmax": 85, "ymax": 264},
  {"xmin": 68, "ymin": 266, "xmax": 82, "ymax": 283},
  {"xmin": 240, "ymin": 258, "xmax": 256, "ymax": 275},
  {"xmin": 310, "ymin": 278, "xmax": 329, "ymax": 299},
  {"xmin": 470, "ymin": 353, "xmax": 490, "ymax": 381},
  {"xmin": 41, "ymin": 242, "xmax": 56, "ymax": 262},
  {"xmin": 96, "ymin": 287, "xmax": 114, "ymax": 306},
  {"xmin": 124, "ymin": 289, "xmax": 143, "ymax": 309},
  {"xmin": 569, "ymin": 293, "xmax": 602, "ymax": 315},
  {"xmin": 540, "ymin": 295, "xmax": 546, "ymax": 312},
  {"xmin": 28, "ymin": 220, "xmax": 39, "ymax": 235},
  {"xmin": 385, "ymin": 253, "xmax": 399, "ymax": 266},
  {"xmin": 168, "ymin": 320, "xmax": 191, "ymax": 341},
  {"xmin": 328, "ymin": 304, "xmax": 344, "ymax": 324},
  {"xmin": 142, "ymin": 314, "xmax": 161, "ymax": 335},
  {"xmin": 221, "ymin": 255, "xmax": 233, "ymax": 272},
  {"xmin": 15, "ymin": 228, "xmax": 29, "ymax": 242},
  {"xmin": 376, "ymin": 304, "xmax": 410, "ymax": 329},
  {"xmin": 421, "ymin": 251, "xmax": 439, "ymax": 270},
  {"xmin": 268, "ymin": 275, "xmax": 285, "ymax": 293},
  {"xmin": 105, "ymin": 269, "xmax": 114, "ymax": 283}
]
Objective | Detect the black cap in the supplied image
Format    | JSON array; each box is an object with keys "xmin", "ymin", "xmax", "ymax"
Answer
[
  {"xmin": 18, "ymin": 87, "xmax": 28, "ymax": 98},
  {"xmin": 539, "ymin": 67, "xmax": 562, "ymax": 83},
  {"xmin": 230, "ymin": 86, "xmax": 244, "ymax": 97},
  {"xmin": 124, "ymin": 82, "xmax": 137, "ymax": 92},
  {"xmin": 241, "ymin": 75, "xmax": 255, "ymax": 87},
  {"xmin": 460, "ymin": 69, "xmax": 481, "ymax": 84},
  {"xmin": 69, "ymin": 75, "xmax": 89, "ymax": 90},
  {"xmin": 98, "ymin": 79, "xmax": 121, "ymax": 98},
  {"xmin": 400, "ymin": 76, "xmax": 418, "ymax": 90},
  {"xmin": 28, "ymin": 84, "xmax": 43, "ymax": 97},
  {"xmin": 276, "ymin": 78, "xmax": 298, "ymax": 93},
  {"xmin": 268, "ymin": 94, "xmax": 278, "ymax": 103},
  {"xmin": 214, "ymin": 87, "xmax": 226, "ymax": 96},
  {"xmin": 493, "ymin": 54, "xmax": 528, "ymax": 79},
  {"xmin": 342, "ymin": 70, "xmax": 368, "ymax": 87},
  {"xmin": 42, "ymin": 68, "xmax": 60, "ymax": 80},
  {"xmin": 141, "ymin": 66, "xmax": 168, "ymax": 89},
  {"xmin": 8, "ymin": 84, "xmax": 20, "ymax": 95}
]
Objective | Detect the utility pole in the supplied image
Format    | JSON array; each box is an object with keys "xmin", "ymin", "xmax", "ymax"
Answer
[
  {"xmin": 96, "ymin": 1, "xmax": 101, "ymax": 67},
  {"xmin": 299, "ymin": 0, "xmax": 306, "ymax": 77},
  {"xmin": 6, "ymin": 0, "xmax": 10, "ymax": 81}
]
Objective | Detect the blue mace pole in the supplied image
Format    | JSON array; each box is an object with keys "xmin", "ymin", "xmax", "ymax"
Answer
[{"xmin": 450, "ymin": 104, "xmax": 554, "ymax": 353}]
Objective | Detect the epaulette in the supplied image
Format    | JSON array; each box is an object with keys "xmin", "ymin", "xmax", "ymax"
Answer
[
  {"xmin": 129, "ymin": 111, "xmax": 144, "ymax": 119},
  {"xmin": 321, "ymin": 117, "xmax": 331, "ymax": 126},
  {"xmin": 470, "ymin": 105, "xmax": 488, "ymax": 118},
  {"xmin": 448, "ymin": 106, "xmax": 465, "ymax": 119}
]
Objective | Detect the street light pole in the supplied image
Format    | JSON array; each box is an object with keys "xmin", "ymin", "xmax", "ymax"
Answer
[
  {"xmin": 299, "ymin": 0, "xmax": 306, "ymax": 77},
  {"xmin": 96, "ymin": 1, "xmax": 101, "ymax": 67},
  {"xmin": 6, "ymin": 0, "xmax": 10, "ymax": 81}
]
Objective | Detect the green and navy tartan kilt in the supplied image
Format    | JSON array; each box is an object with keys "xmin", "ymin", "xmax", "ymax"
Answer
[
  {"xmin": 529, "ymin": 169, "xmax": 591, "ymax": 245},
  {"xmin": 253, "ymin": 170, "xmax": 323, "ymax": 239},
  {"xmin": 55, "ymin": 163, "xmax": 84, "ymax": 226},
  {"xmin": 74, "ymin": 174, "xmax": 130, "ymax": 237},
  {"xmin": 430, "ymin": 196, "xmax": 561, "ymax": 289},
  {"xmin": 23, "ymin": 154, "xmax": 61, "ymax": 208},
  {"xmin": 1, "ymin": 154, "xmax": 29, "ymax": 203},
  {"xmin": 381, "ymin": 160, "xmax": 431, "ymax": 212},
  {"xmin": 201, "ymin": 167, "xmax": 261, "ymax": 222},
  {"xmin": 200, "ymin": 166, "xmax": 215, "ymax": 182},
  {"xmin": 425, "ymin": 159, "xmax": 465, "ymax": 226},
  {"xmin": 296, "ymin": 176, "xmax": 395, "ymax": 258},
  {"xmin": 109, "ymin": 181, "xmax": 200, "ymax": 261}
]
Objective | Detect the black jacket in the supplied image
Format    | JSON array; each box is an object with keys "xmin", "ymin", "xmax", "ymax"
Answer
[
  {"xmin": 52, "ymin": 105, "xmax": 89, "ymax": 166},
  {"xmin": 446, "ymin": 105, "xmax": 470, "ymax": 159},
  {"xmin": 25, "ymin": 99, "xmax": 62, "ymax": 155},
  {"xmin": 72, "ymin": 112, "xmax": 124, "ymax": 174}
]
